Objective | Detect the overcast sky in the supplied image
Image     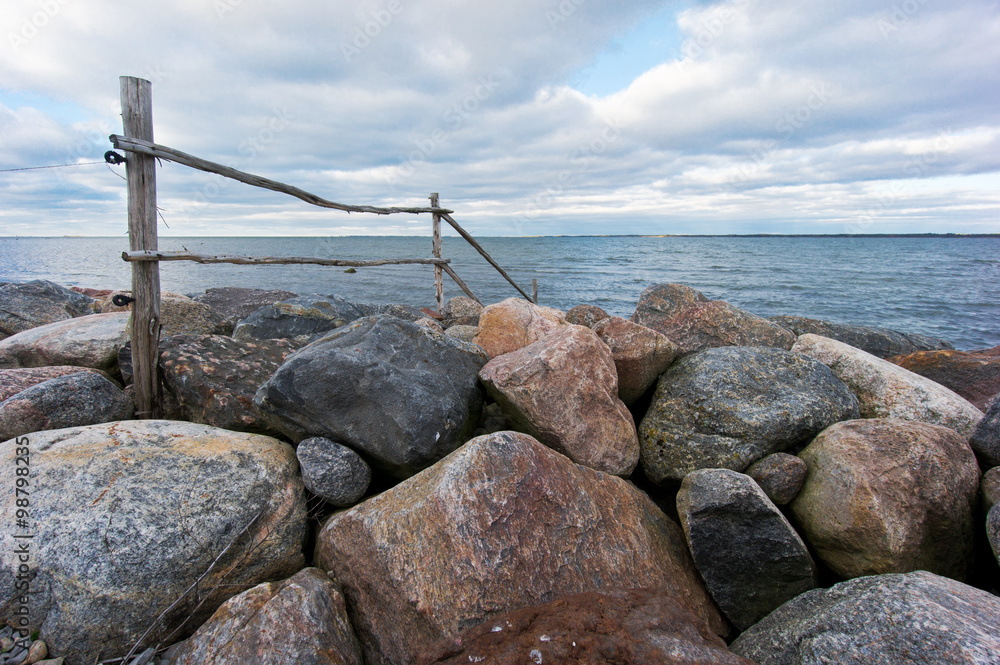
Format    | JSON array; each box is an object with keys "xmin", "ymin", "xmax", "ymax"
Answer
[{"xmin": 1, "ymin": 0, "xmax": 998, "ymax": 237}]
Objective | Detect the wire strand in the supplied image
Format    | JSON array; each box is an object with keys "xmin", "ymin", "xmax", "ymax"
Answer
[{"xmin": 0, "ymin": 161, "xmax": 109, "ymax": 173}]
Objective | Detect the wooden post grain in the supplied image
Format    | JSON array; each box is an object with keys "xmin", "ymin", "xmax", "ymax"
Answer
[
  {"xmin": 430, "ymin": 193, "xmax": 444, "ymax": 313},
  {"xmin": 121, "ymin": 76, "xmax": 161, "ymax": 418}
]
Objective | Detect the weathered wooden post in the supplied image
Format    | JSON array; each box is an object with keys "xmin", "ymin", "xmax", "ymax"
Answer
[
  {"xmin": 120, "ymin": 76, "xmax": 162, "ymax": 417},
  {"xmin": 430, "ymin": 192, "xmax": 444, "ymax": 313}
]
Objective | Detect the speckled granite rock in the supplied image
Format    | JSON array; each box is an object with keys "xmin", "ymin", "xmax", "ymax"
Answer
[
  {"xmin": 791, "ymin": 418, "xmax": 980, "ymax": 580},
  {"xmin": 100, "ymin": 291, "xmax": 229, "ymax": 336},
  {"xmin": 472, "ymin": 298, "xmax": 568, "ymax": 358},
  {"xmin": 888, "ymin": 346, "xmax": 1000, "ymax": 411},
  {"xmin": 591, "ymin": 316, "xmax": 678, "ymax": 405},
  {"xmin": 745, "ymin": 452, "xmax": 808, "ymax": 505},
  {"xmin": 771, "ymin": 314, "xmax": 953, "ymax": 358},
  {"xmin": 0, "ymin": 280, "xmax": 97, "ymax": 338},
  {"xmin": 730, "ymin": 571, "xmax": 1000, "ymax": 665},
  {"xmin": 677, "ymin": 469, "xmax": 817, "ymax": 631},
  {"xmin": 565, "ymin": 304, "xmax": 610, "ymax": 328},
  {"xmin": 0, "ymin": 420, "xmax": 307, "ymax": 664},
  {"xmin": 0, "ymin": 312, "xmax": 129, "ymax": 372},
  {"xmin": 0, "ymin": 372, "xmax": 133, "ymax": 441},
  {"xmin": 256, "ymin": 315, "xmax": 487, "ymax": 478},
  {"xmin": 970, "ymin": 398, "xmax": 1000, "ymax": 468},
  {"xmin": 632, "ymin": 284, "xmax": 795, "ymax": 355},
  {"xmin": 315, "ymin": 431, "xmax": 725, "ymax": 665},
  {"xmin": 233, "ymin": 294, "xmax": 366, "ymax": 341},
  {"xmin": 0, "ymin": 366, "xmax": 114, "ymax": 402},
  {"xmin": 417, "ymin": 589, "xmax": 755, "ymax": 665},
  {"xmin": 989, "ymin": 504, "xmax": 1000, "ymax": 568},
  {"xmin": 296, "ymin": 437, "xmax": 372, "ymax": 507},
  {"xmin": 159, "ymin": 334, "xmax": 304, "ymax": 434},
  {"xmin": 479, "ymin": 325, "xmax": 639, "ymax": 477},
  {"xmin": 441, "ymin": 297, "xmax": 483, "ymax": 328},
  {"xmin": 792, "ymin": 333, "xmax": 984, "ymax": 438},
  {"xmin": 639, "ymin": 346, "xmax": 859, "ymax": 484},
  {"xmin": 166, "ymin": 568, "xmax": 362, "ymax": 665},
  {"xmin": 982, "ymin": 467, "xmax": 1000, "ymax": 510}
]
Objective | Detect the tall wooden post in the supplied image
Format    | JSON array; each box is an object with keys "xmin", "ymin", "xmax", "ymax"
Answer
[
  {"xmin": 430, "ymin": 193, "xmax": 444, "ymax": 313},
  {"xmin": 120, "ymin": 76, "xmax": 162, "ymax": 418}
]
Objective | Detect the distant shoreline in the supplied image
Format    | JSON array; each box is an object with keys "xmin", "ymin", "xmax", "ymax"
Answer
[{"xmin": 1, "ymin": 233, "xmax": 999, "ymax": 240}]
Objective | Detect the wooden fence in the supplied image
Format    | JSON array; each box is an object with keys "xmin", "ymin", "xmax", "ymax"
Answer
[{"xmin": 110, "ymin": 76, "xmax": 536, "ymax": 418}]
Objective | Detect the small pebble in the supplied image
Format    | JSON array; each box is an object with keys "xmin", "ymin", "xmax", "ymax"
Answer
[
  {"xmin": 0, "ymin": 638, "xmax": 12, "ymax": 654},
  {"xmin": 26, "ymin": 640, "xmax": 47, "ymax": 663}
]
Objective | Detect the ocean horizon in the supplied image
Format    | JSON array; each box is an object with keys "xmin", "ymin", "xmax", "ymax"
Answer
[{"xmin": 2, "ymin": 234, "xmax": 998, "ymax": 351}]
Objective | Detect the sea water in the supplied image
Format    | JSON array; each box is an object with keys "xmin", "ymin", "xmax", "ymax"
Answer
[{"xmin": 1, "ymin": 235, "xmax": 997, "ymax": 350}]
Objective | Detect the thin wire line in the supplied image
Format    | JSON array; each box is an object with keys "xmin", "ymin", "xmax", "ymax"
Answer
[{"xmin": 0, "ymin": 161, "xmax": 108, "ymax": 173}]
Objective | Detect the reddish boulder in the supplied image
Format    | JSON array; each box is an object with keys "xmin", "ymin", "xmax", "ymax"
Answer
[
  {"xmin": 472, "ymin": 298, "xmax": 567, "ymax": 358},
  {"xmin": 418, "ymin": 589, "xmax": 755, "ymax": 665},
  {"xmin": 479, "ymin": 325, "xmax": 639, "ymax": 476},
  {"xmin": 888, "ymin": 346, "xmax": 1000, "ymax": 411},
  {"xmin": 631, "ymin": 284, "xmax": 794, "ymax": 355},
  {"xmin": 592, "ymin": 316, "xmax": 678, "ymax": 405},
  {"xmin": 315, "ymin": 431, "xmax": 724, "ymax": 665},
  {"xmin": 565, "ymin": 304, "xmax": 611, "ymax": 328}
]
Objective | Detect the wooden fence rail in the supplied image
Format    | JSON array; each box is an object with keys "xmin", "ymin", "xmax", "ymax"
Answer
[{"xmin": 112, "ymin": 75, "xmax": 534, "ymax": 418}]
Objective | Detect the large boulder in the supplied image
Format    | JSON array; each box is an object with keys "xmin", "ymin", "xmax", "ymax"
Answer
[
  {"xmin": 638, "ymin": 346, "xmax": 859, "ymax": 485},
  {"xmin": 166, "ymin": 568, "xmax": 362, "ymax": 665},
  {"xmin": 472, "ymin": 298, "xmax": 568, "ymax": 358},
  {"xmin": 989, "ymin": 504, "xmax": 1000, "ymax": 567},
  {"xmin": 100, "ymin": 291, "xmax": 228, "ymax": 336},
  {"xmin": 971, "ymin": 398, "xmax": 1000, "ymax": 467},
  {"xmin": 441, "ymin": 296, "xmax": 483, "ymax": 328},
  {"xmin": 888, "ymin": 346, "xmax": 1000, "ymax": 411},
  {"xmin": 677, "ymin": 469, "xmax": 817, "ymax": 631},
  {"xmin": 564, "ymin": 304, "xmax": 610, "ymax": 328},
  {"xmin": 0, "ymin": 280, "xmax": 97, "ymax": 338},
  {"xmin": 315, "ymin": 431, "xmax": 725, "ymax": 665},
  {"xmin": 770, "ymin": 314, "xmax": 953, "ymax": 358},
  {"xmin": 159, "ymin": 335, "xmax": 304, "ymax": 434},
  {"xmin": 0, "ymin": 372, "xmax": 133, "ymax": 441},
  {"xmin": 730, "ymin": 571, "xmax": 1000, "ymax": 665},
  {"xmin": 418, "ymin": 589, "xmax": 755, "ymax": 665},
  {"xmin": 0, "ymin": 366, "xmax": 114, "ymax": 402},
  {"xmin": 478, "ymin": 325, "xmax": 639, "ymax": 476},
  {"xmin": 792, "ymin": 334, "xmax": 984, "ymax": 438},
  {"xmin": 0, "ymin": 312, "xmax": 129, "ymax": 372},
  {"xmin": 192, "ymin": 287, "xmax": 298, "ymax": 332},
  {"xmin": 255, "ymin": 315, "xmax": 488, "ymax": 478},
  {"xmin": 591, "ymin": 316, "xmax": 678, "ymax": 405},
  {"xmin": 233, "ymin": 294, "xmax": 365, "ymax": 341},
  {"xmin": 631, "ymin": 284, "xmax": 795, "ymax": 355},
  {"xmin": 791, "ymin": 418, "xmax": 980, "ymax": 580},
  {"xmin": 0, "ymin": 420, "xmax": 307, "ymax": 664}
]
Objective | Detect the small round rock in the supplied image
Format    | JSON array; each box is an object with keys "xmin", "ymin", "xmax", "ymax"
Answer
[
  {"xmin": 565, "ymin": 304, "xmax": 611, "ymax": 328},
  {"xmin": 296, "ymin": 437, "xmax": 372, "ymax": 507},
  {"xmin": 745, "ymin": 453, "xmax": 808, "ymax": 505}
]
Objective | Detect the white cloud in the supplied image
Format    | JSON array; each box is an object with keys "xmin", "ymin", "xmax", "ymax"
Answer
[{"xmin": 0, "ymin": 0, "xmax": 998, "ymax": 237}]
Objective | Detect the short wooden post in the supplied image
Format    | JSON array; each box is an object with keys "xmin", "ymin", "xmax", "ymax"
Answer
[
  {"xmin": 532, "ymin": 278, "xmax": 538, "ymax": 304},
  {"xmin": 121, "ymin": 76, "xmax": 162, "ymax": 418},
  {"xmin": 430, "ymin": 193, "xmax": 444, "ymax": 313}
]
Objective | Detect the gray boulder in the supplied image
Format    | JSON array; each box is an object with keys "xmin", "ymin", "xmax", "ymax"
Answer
[
  {"xmin": 983, "ymin": 467, "xmax": 1000, "ymax": 511},
  {"xmin": 193, "ymin": 287, "xmax": 298, "ymax": 331},
  {"xmin": 677, "ymin": 469, "xmax": 817, "ymax": 631},
  {"xmin": 255, "ymin": 315, "xmax": 488, "ymax": 478},
  {"xmin": 0, "ymin": 280, "xmax": 96, "ymax": 338},
  {"xmin": 730, "ymin": 571, "xmax": 1000, "ymax": 664},
  {"xmin": 971, "ymin": 398, "xmax": 1000, "ymax": 468},
  {"xmin": 639, "ymin": 346, "xmax": 860, "ymax": 485},
  {"xmin": 0, "ymin": 372, "xmax": 133, "ymax": 441},
  {"xmin": 0, "ymin": 312, "xmax": 129, "ymax": 372},
  {"xmin": 745, "ymin": 453, "xmax": 808, "ymax": 505},
  {"xmin": 989, "ymin": 504, "xmax": 1000, "ymax": 568},
  {"xmin": 233, "ymin": 294, "xmax": 365, "ymax": 341},
  {"xmin": 770, "ymin": 314, "xmax": 953, "ymax": 358},
  {"xmin": 0, "ymin": 366, "xmax": 114, "ymax": 402},
  {"xmin": 0, "ymin": 420, "xmax": 307, "ymax": 664},
  {"xmin": 296, "ymin": 437, "xmax": 372, "ymax": 507}
]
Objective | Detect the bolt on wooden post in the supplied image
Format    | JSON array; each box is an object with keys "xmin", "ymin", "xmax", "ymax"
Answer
[{"xmin": 120, "ymin": 76, "xmax": 162, "ymax": 417}]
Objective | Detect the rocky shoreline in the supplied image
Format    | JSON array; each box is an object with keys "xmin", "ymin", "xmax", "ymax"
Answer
[{"xmin": 1, "ymin": 279, "xmax": 999, "ymax": 664}]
